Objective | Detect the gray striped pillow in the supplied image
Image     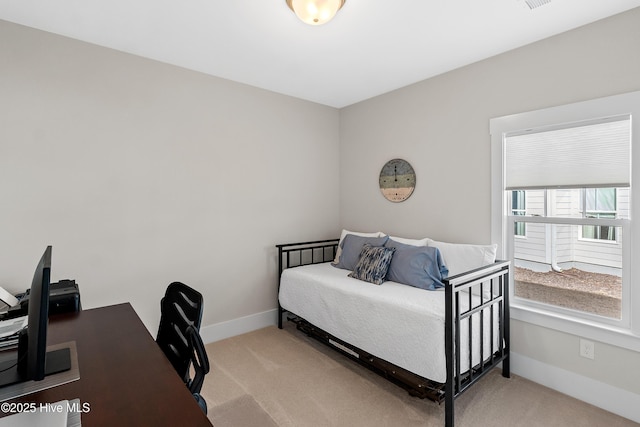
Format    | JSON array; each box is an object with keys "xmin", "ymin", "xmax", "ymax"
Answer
[{"xmin": 348, "ymin": 244, "xmax": 396, "ymax": 285}]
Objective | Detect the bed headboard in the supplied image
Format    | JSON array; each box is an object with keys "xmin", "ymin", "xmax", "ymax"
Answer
[{"xmin": 276, "ymin": 239, "xmax": 340, "ymax": 276}]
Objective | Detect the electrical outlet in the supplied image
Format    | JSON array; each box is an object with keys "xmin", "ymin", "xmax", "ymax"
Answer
[{"xmin": 579, "ymin": 338, "xmax": 595, "ymax": 360}]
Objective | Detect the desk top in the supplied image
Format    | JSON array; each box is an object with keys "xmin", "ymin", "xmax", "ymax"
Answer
[{"xmin": 0, "ymin": 303, "xmax": 212, "ymax": 427}]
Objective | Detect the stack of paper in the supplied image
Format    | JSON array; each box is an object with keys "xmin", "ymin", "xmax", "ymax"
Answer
[{"xmin": 0, "ymin": 316, "xmax": 28, "ymax": 351}]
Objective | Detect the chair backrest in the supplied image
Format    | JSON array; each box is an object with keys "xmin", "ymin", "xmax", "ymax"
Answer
[
  {"xmin": 185, "ymin": 323, "xmax": 210, "ymax": 396},
  {"xmin": 156, "ymin": 282, "xmax": 203, "ymax": 383}
]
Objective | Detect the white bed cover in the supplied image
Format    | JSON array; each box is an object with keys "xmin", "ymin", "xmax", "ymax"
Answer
[{"xmin": 279, "ymin": 262, "xmax": 500, "ymax": 383}]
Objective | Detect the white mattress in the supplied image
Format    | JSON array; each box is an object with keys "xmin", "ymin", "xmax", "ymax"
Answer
[{"xmin": 279, "ymin": 262, "xmax": 500, "ymax": 383}]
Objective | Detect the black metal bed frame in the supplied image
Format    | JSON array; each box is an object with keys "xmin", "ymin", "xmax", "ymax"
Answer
[{"xmin": 276, "ymin": 239, "xmax": 510, "ymax": 427}]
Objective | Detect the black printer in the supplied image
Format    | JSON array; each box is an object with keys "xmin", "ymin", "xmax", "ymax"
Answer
[{"xmin": 6, "ymin": 279, "xmax": 81, "ymax": 318}]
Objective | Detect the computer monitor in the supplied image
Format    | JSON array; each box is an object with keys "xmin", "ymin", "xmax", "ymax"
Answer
[
  {"xmin": 0, "ymin": 246, "xmax": 71, "ymax": 387},
  {"xmin": 19, "ymin": 245, "xmax": 53, "ymax": 380}
]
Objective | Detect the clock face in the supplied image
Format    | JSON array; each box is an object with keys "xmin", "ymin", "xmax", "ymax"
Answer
[{"xmin": 379, "ymin": 159, "xmax": 416, "ymax": 202}]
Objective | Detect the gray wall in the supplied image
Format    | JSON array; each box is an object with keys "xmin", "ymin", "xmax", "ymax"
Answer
[
  {"xmin": 339, "ymin": 8, "xmax": 640, "ymax": 396},
  {"xmin": 0, "ymin": 19, "xmax": 340, "ymax": 333}
]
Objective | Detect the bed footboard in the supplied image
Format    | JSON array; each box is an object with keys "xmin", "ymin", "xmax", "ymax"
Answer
[{"xmin": 444, "ymin": 260, "xmax": 510, "ymax": 427}]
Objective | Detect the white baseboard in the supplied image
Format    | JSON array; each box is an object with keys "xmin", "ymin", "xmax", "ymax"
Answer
[
  {"xmin": 200, "ymin": 309, "xmax": 278, "ymax": 344},
  {"xmin": 511, "ymin": 352, "xmax": 640, "ymax": 423}
]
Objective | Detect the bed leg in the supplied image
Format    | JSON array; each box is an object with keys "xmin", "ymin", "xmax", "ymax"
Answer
[
  {"xmin": 445, "ymin": 393, "xmax": 454, "ymax": 427},
  {"xmin": 444, "ymin": 276, "xmax": 456, "ymax": 427},
  {"xmin": 502, "ymin": 356, "xmax": 510, "ymax": 378},
  {"xmin": 278, "ymin": 306, "xmax": 283, "ymax": 329}
]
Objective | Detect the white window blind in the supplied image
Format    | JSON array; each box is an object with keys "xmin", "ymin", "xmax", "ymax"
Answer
[{"xmin": 505, "ymin": 116, "xmax": 631, "ymax": 190}]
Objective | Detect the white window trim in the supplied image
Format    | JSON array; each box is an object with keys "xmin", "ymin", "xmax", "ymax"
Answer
[{"xmin": 490, "ymin": 90, "xmax": 640, "ymax": 352}]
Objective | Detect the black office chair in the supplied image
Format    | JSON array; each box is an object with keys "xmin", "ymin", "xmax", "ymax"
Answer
[
  {"xmin": 186, "ymin": 323, "xmax": 210, "ymax": 414},
  {"xmin": 156, "ymin": 282, "xmax": 204, "ymax": 384}
]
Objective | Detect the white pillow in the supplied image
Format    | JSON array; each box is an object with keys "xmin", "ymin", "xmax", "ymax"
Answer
[
  {"xmin": 388, "ymin": 236, "xmax": 432, "ymax": 247},
  {"xmin": 427, "ymin": 240, "xmax": 497, "ymax": 276},
  {"xmin": 334, "ymin": 230, "xmax": 385, "ymax": 263}
]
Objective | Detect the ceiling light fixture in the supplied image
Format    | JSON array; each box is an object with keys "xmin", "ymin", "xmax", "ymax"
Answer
[{"xmin": 286, "ymin": 0, "xmax": 346, "ymax": 26}]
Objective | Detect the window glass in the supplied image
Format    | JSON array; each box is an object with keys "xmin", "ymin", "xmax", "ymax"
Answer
[
  {"xmin": 511, "ymin": 217, "xmax": 623, "ymax": 320},
  {"xmin": 512, "ymin": 190, "xmax": 526, "ymax": 236},
  {"xmin": 582, "ymin": 188, "xmax": 617, "ymax": 241}
]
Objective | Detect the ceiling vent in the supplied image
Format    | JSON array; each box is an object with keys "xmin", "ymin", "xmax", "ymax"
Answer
[{"xmin": 524, "ymin": 0, "xmax": 551, "ymax": 9}]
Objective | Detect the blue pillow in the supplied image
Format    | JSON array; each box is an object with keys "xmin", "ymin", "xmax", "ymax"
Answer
[
  {"xmin": 348, "ymin": 244, "xmax": 396, "ymax": 285},
  {"xmin": 385, "ymin": 240, "xmax": 449, "ymax": 290},
  {"xmin": 332, "ymin": 234, "xmax": 389, "ymax": 271}
]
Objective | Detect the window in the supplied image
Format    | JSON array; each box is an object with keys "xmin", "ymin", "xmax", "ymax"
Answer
[
  {"xmin": 503, "ymin": 116, "xmax": 630, "ymax": 322},
  {"xmin": 582, "ymin": 188, "xmax": 617, "ymax": 241},
  {"xmin": 490, "ymin": 90, "xmax": 640, "ymax": 350},
  {"xmin": 512, "ymin": 190, "xmax": 526, "ymax": 236}
]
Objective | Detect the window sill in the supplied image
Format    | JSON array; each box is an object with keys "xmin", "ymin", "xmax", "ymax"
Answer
[
  {"xmin": 576, "ymin": 237, "xmax": 619, "ymax": 245},
  {"xmin": 510, "ymin": 303, "xmax": 640, "ymax": 352}
]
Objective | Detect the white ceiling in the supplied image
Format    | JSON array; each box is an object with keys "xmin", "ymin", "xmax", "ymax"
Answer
[{"xmin": 2, "ymin": 1, "xmax": 639, "ymax": 108}]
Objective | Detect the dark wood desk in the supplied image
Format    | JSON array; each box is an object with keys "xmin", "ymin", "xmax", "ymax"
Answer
[{"xmin": 1, "ymin": 303, "xmax": 212, "ymax": 426}]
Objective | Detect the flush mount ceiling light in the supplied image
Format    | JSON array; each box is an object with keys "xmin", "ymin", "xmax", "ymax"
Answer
[{"xmin": 286, "ymin": 0, "xmax": 346, "ymax": 26}]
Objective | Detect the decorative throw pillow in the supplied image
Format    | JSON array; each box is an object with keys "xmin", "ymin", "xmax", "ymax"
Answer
[
  {"xmin": 427, "ymin": 240, "xmax": 497, "ymax": 276},
  {"xmin": 388, "ymin": 236, "xmax": 432, "ymax": 247},
  {"xmin": 332, "ymin": 234, "xmax": 389, "ymax": 271},
  {"xmin": 427, "ymin": 240, "xmax": 497, "ymax": 296},
  {"xmin": 385, "ymin": 239, "xmax": 449, "ymax": 290},
  {"xmin": 348, "ymin": 244, "xmax": 396, "ymax": 285},
  {"xmin": 333, "ymin": 229, "xmax": 385, "ymax": 264}
]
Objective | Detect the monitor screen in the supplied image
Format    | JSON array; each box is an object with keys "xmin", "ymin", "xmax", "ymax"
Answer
[{"xmin": 22, "ymin": 245, "xmax": 52, "ymax": 380}]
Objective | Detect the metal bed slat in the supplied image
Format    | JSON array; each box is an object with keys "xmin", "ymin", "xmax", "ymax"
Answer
[
  {"xmin": 455, "ymin": 292, "xmax": 461, "ymax": 393},
  {"xmin": 490, "ymin": 280, "xmax": 495, "ymax": 365},
  {"xmin": 467, "ymin": 290, "xmax": 473, "ymax": 382},
  {"xmin": 448, "ymin": 269, "xmax": 508, "ymax": 292},
  {"xmin": 459, "ymin": 295, "xmax": 504, "ymax": 319},
  {"xmin": 480, "ymin": 299, "xmax": 485, "ymax": 373}
]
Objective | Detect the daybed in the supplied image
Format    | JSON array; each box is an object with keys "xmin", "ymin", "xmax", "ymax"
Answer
[{"xmin": 276, "ymin": 232, "xmax": 510, "ymax": 427}]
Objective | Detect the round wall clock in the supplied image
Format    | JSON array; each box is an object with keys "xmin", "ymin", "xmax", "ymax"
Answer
[{"xmin": 379, "ymin": 158, "xmax": 416, "ymax": 202}]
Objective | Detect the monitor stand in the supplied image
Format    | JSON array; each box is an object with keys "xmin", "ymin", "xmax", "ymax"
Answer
[
  {"xmin": 0, "ymin": 341, "xmax": 78, "ymax": 403},
  {"xmin": 0, "ymin": 348, "xmax": 71, "ymax": 388}
]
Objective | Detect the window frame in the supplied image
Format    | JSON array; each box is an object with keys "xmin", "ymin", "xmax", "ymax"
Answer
[{"xmin": 490, "ymin": 90, "xmax": 640, "ymax": 352}]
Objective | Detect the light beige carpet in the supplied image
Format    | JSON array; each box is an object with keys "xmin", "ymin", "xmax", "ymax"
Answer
[{"xmin": 201, "ymin": 322, "xmax": 637, "ymax": 427}]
